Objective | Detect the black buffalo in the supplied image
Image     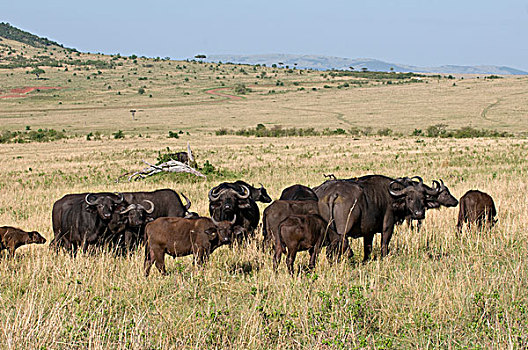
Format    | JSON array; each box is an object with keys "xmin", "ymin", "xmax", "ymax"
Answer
[
  {"xmin": 279, "ymin": 184, "xmax": 318, "ymax": 201},
  {"xmin": 51, "ymin": 189, "xmax": 192, "ymax": 253},
  {"xmin": 51, "ymin": 192, "xmax": 124, "ymax": 252},
  {"xmin": 107, "ymin": 200, "xmax": 155, "ymax": 253},
  {"xmin": 457, "ymin": 190, "xmax": 497, "ymax": 232},
  {"xmin": 314, "ymin": 175, "xmax": 438, "ymax": 261},
  {"xmin": 398, "ymin": 177, "xmax": 458, "ymax": 230},
  {"xmin": 208, "ymin": 181, "xmax": 271, "ymax": 240}
]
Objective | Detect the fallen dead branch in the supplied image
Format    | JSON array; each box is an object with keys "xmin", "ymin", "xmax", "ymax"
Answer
[{"xmin": 117, "ymin": 159, "xmax": 206, "ymax": 182}]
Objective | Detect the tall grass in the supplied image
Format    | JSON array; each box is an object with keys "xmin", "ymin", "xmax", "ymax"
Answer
[{"xmin": 0, "ymin": 135, "xmax": 526, "ymax": 348}]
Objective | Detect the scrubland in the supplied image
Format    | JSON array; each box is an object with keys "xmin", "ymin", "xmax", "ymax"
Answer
[{"xmin": 0, "ymin": 43, "xmax": 527, "ymax": 348}]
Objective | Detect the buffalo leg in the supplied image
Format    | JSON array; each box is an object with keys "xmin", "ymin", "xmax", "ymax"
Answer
[
  {"xmin": 308, "ymin": 246, "xmax": 319, "ymax": 271},
  {"xmin": 152, "ymin": 250, "xmax": 166, "ymax": 275},
  {"xmin": 144, "ymin": 253, "xmax": 154, "ymax": 277},
  {"xmin": 195, "ymin": 247, "xmax": 209, "ymax": 266},
  {"xmin": 273, "ymin": 241, "xmax": 282, "ymax": 271},
  {"xmin": 363, "ymin": 234, "xmax": 374, "ymax": 262},
  {"xmin": 381, "ymin": 215, "xmax": 395, "ymax": 258},
  {"xmin": 456, "ymin": 202, "xmax": 466, "ymax": 234},
  {"xmin": 286, "ymin": 248, "xmax": 297, "ymax": 275}
]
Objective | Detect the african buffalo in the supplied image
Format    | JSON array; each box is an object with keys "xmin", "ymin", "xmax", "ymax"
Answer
[
  {"xmin": 398, "ymin": 177, "xmax": 458, "ymax": 230},
  {"xmin": 262, "ymin": 199, "xmax": 349, "ymax": 260},
  {"xmin": 51, "ymin": 189, "xmax": 192, "ymax": 252},
  {"xmin": 279, "ymin": 184, "xmax": 318, "ymax": 201},
  {"xmin": 314, "ymin": 175, "xmax": 438, "ymax": 261},
  {"xmin": 144, "ymin": 216, "xmax": 240, "ymax": 276},
  {"xmin": 51, "ymin": 192, "xmax": 124, "ymax": 252},
  {"xmin": 208, "ymin": 181, "xmax": 271, "ymax": 240},
  {"xmin": 273, "ymin": 214, "xmax": 342, "ymax": 275},
  {"xmin": 107, "ymin": 200, "xmax": 155, "ymax": 253},
  {"xmin": 262, "ymin": 200, "xmax": 320, "ymax": 246},
  {"xmin": 457, "ymin": 190, "xmax": 497, "ymax": 232},
  {"xmin": 0, "ymin": 226, "xmax": 46, "ymax": 257}
]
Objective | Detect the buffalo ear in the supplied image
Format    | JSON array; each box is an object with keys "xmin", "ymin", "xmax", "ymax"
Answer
[
  {"xmin": 209, "ymin": 202, "xmax": 221, "ymax": 209},
  {"xmin": 204, "ymin": 227, "xmax": 217, "ymax": 238},
  {"xmin": 237, "ymin": 199, "xmax": 251, "ymax": 209},
  {"xmin": 233, "ymin": 225, "xmax": 246, "ymax": 237},
  {"xmin": 391, "ymin": 199, "xmax": 406, "ymax": 212},
  {"xmin": 426, "ymin": 201, "xmax": 440, "ymax": 209}
]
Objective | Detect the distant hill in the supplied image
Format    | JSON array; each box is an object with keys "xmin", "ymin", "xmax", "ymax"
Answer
[
  {"xmin": 0, "ymin": 22, "xmax": 70, "ymax": 49},
  {"xmin": 205, "ymin": 54, "xmax": 527, "ymax": 75}
]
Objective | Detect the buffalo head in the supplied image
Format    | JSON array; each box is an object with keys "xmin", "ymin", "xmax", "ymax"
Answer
[
  {"xmin": 85, "ymin": 192, "xmax": 124, "ymax": 220},
  {"xmin": 389, "ymin": 178, "xmax": 438, "ymax": 220},
  {"xmin": 253, "ymin": 183, "xmax": 272, "ymax": 203},
  {"xmin": 208, "ymin": 184, "xmax": 251, "ymax": 221},
  {"xmin": 431, "ymin": 179, "xmax": 458, "ymax": 207},
  {"xmin": 118, "ymin": 200, "xmax": 155, "ymax": 227},
  {"xmin": 206, "ymin": 215, "xmax": 238, "ymax": 244}
]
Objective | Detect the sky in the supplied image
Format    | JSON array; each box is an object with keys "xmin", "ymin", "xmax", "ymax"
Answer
[{"xmin": 2, "ymin": 0, "xmax": 528, "ymax": 71}]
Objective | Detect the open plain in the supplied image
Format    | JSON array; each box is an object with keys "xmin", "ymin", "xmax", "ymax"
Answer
[{"xmin": 1, "ymin": 39, "xmax": 528, "ymax": 348}]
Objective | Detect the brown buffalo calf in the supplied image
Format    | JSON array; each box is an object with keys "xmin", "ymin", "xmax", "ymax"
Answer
[
  {"xmin": 274, "ymin": 214, "xmax": 343, "ymax": 275},
  {"xmin": 144, "ymin": 216, "xmax": 239, "ymax": 276},
  {"xmin": 0, "ymin": 226, "xmax": 47, "ymax": 257},
  {"xmin": 457, "ymin": 190, "xmax": 497, "ymax": 232}
]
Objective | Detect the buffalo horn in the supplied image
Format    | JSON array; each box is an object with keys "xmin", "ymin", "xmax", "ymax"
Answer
[
  {"xmin": 85, "ymin": 193, "xmax": 98, "ymax": 206},
  {"xmin": 388, "ymin": 181, "xmax": 406, "ymax": 197},
  {"xmin": 235, "ymin": 185, "xmax": 251, "ymax": 199},
  {"xmin": 208, "ymin": 187, "xmax": 224, "ymax": 201},
  {"xmin": 410, "ymin": 176, "xmax": 423, "ymax": 186},
  {"xmin": 142, "ymin": 200, "xmax": 155, "ymax": 214},
  {"xmin": 119, "ymin": 204, "xmax": 137, "ymax": 214},
  {"xmin": 181, "ymin": 193, "xmax": 191, "ymax": 211},
  {"xmin": 211, "ymin": 216, "xmax": 220, "ymax": 226},
  {"xmin": 114, "ymin": 192, "xmax": 124, "ymax": 203},
  {"xmin": 230, "ymin": 214, "xmax": 237, "ymax": 225}
]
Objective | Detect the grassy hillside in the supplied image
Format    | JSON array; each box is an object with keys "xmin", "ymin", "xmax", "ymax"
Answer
[
  {"xmin": 1, "ymin": 31, "xmax": 527, "ymax": 137},
  {"xmin": 0, "ymin": 30, "xmax": 527, "ymax": 348}
]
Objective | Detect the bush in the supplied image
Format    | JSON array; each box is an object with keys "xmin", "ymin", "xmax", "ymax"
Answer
[
  {"xmin": 113, "ymin": 130, "xmax": 125, "ymax": 139},
  {"xmin": 168, "ymin": 131, "xmax": 179, "ymax": 139},
  {"xmin": 377, "ymin": 128, "xmax": 393, "ymax": 136},
  {"xmin": 234, "ymin": 83, "xmax": 250, "ymax": 95},
  {"xmin": 0, "ymin": 128, "xmax": 67, "ymax": 143},
  {"xmin": 138, "ymin": 88, "xmax": 145, "ymax": 95},
  {"xmin": 426, "ymin": 124, "xmax": 448, "ymax": 137}
]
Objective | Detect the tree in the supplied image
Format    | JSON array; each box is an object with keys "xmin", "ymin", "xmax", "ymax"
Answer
[
  {"xmin": 361, "ymin": 67, "xmax": 368, "ymax": 72},
  {"xmin": 30, "ymin": 68, "xmax": 45, "ymax": 79}
]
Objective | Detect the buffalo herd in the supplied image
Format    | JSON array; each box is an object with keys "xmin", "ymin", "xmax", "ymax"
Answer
[{"xmin": 2, "ymin": 175, "xmax": 497, "ymax": 277}]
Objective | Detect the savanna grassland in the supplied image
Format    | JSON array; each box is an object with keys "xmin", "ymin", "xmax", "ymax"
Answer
[{"xmin": 1, "ymin": 35, "xmax": 528, "ymax": 349}]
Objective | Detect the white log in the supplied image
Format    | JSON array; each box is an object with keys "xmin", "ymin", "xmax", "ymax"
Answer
[{"xmin": 122, "ymin": 159, "xmax": 206, "ymax": 182}]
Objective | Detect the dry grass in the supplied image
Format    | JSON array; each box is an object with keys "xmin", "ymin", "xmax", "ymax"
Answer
[
  {"xmin": 1, "ymin": 45, "xmax": 528, "ymax": 347},
  {"xmin": 1, "ymin": 134, "xmax": 527, "ymax": 349},
  {"xmin": 1, "ymin": 44, "xmax": 528, "ymax": 135}
]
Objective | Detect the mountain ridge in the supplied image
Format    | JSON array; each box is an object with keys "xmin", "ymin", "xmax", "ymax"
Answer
[{"xmin": 204, "ymin": 54, "xmax": 527, "ymax": 75}]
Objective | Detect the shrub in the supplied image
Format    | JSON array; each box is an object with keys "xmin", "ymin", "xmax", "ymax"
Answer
[
  {"xmin": 234, "ymin": 83, "xmax": 250, "ymax": 95},
  {"xmin": 168, "ymin": 131, "xmax": 179, "ymax": 139},
  {"xmin": 138, "ymin": 87, "xmax": 145, "ymax": 95},
  {"xmin": 0, "ymin": 128, "xmax": 67, "ymax": 143},
  {"xmin": 426, "ymin": 124, "xmax": 448, "ymax": 137},
  {"xmin": 113, "ymin": 130, "xmax": 125, "ymax": 139},
  {"xmin": 377, "ymin": 128, "xmax": 393, "ymax": 136}
]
